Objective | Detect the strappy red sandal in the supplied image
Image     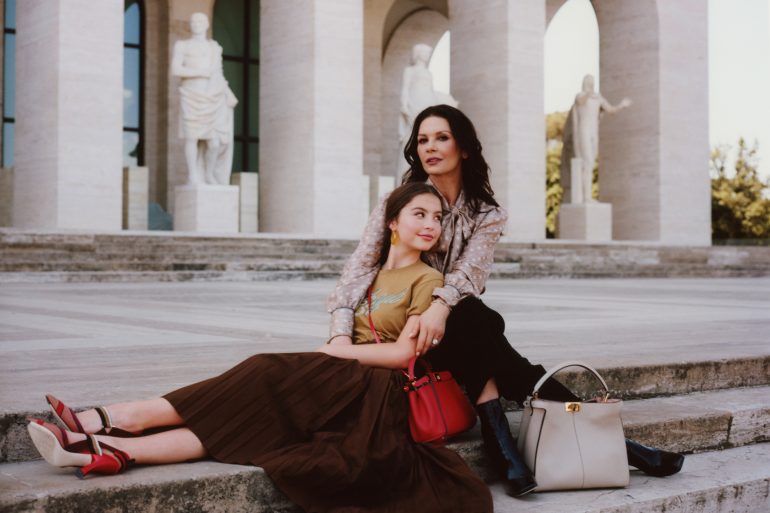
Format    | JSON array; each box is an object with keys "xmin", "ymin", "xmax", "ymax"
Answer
[
  {"xmin": 27, "ymin": 419, "xmax": 134, "ymax": 478},
  {"xmin": 45, "ymin": 394, "xmax": 140, "ymax": 437}
]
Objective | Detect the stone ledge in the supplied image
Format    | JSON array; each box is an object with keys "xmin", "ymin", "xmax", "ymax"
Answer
[
  {"xmin": 1, "ymin": 444, "xmax": 768, "ymax": 513},
  {"xmin": 4, "ymin": 385, "xmax": 768, "ymax": 466}
]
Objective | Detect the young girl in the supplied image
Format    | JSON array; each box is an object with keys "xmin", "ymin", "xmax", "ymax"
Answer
[{"xmin": 28, "ymin": 182, "xmax": 493, "ymax": 513}]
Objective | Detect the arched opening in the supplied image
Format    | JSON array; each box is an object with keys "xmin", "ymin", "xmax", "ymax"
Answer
[
  {"xmin": 123, "ymin": 0, "xmax": 144, "ymax": 167},
  {"xmin": 543, "ymin": 0, "xmax": 599, "ymax": 237},
  {"xmin": 213, "ymin": 0, "xmax": 260, "ymax": 174},
  {"xmin": 428, "ymin": 30, "xmax": 450, "ymax": 97},
  {"xmin": 380, "ymin": 8, "xmax": 449, "ymax": 180}
]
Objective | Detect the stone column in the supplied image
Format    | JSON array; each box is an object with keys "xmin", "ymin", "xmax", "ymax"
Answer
[
  {"xmin": 13, "ymin": 0, "xmax": 123, "ymax": 230},
  {"xmin": 594, "ymin": 0, "xmax": 710, "ymax": 245},
  {"xmin": 449, "ymin": 0, "xmax": 546, "ymax": 241},
  {"xmin": 260, "ymin": 0, "xmax": 366, "ymax": 235}
]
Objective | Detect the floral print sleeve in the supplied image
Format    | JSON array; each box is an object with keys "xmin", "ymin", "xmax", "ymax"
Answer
[{"xmin": 325, "ymin": 195, "xmax": 388, "ymax": 339}]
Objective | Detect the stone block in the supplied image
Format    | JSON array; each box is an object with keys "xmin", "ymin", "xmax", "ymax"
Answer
[
  {"xmin": 173, "ymin": 184, "xmax": 238, "ymax": 233},
  {"xmin": 369, "ymin": 175, "xmax": 395, "ymax": 211},
  {"xmin": 231, "ymin": 172, "xmax": 258, "ymax": 233},
  {"xmin": 122, "ymin": 167, "xmax": 149, "ymax": 230},
  {"xmin": 557, "ymin": 203, "xmax": 612, "ymax": 241},
  {"xmin": 0, "ymin": 167, "xmax": 12, "ymax": 227}
]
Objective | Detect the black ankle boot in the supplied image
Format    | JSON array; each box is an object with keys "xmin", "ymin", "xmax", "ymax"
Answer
[
  {"xmin": 626, "ymin": 439, "xmax": 684, "ymax": 477},
  {"xmin": 476, "ymin": 399, "xmax": 537, "ymax": 497}
]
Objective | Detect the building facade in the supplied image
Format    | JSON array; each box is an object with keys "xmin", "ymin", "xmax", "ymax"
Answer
[{"xmin": 0, "ymin": 0, "xmax": 711, "ymax": 244}]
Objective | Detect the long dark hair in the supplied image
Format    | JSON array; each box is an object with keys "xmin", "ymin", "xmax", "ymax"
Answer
[
  {"xmin": 402, "ymin": 105, "xmax": 498, "ymax": 214},
  {"xmin": 379, "ymin": 182, "xmax": 442, "ymax": 266}
]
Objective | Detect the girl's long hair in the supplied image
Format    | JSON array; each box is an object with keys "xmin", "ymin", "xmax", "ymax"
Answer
[
  {"xmin": 401, "ymin": 104, "xmax": 498, "ymax": 214},
  {"xmin": 379, "ymin": 182, "xmax": 442, "ymax": 266}
]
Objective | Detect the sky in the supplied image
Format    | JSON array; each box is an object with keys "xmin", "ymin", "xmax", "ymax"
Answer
[{"xmin": 429, "ymin": 0, "xmax": 770, "ymax": 182}]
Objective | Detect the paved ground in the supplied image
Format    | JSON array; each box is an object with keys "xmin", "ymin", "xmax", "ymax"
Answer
[{"xmin": 1, "ymin": 277, "xmax": 768, "ymax": 413}]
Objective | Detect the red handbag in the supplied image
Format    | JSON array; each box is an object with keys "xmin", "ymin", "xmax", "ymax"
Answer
[
  {"xmin": 402, "ymin": 356, "xmax": 477, "ymax": 443},
  {"xmin": 367, "ymin": 287, "xmax": 477, "ymax": 444}
]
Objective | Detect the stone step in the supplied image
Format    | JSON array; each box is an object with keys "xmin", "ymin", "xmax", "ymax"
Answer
[
  {"xmin": 0, "ymin": 269, "xmax": 343, "ymax": 283},
  {"xmin": 1, "ymin": 442, "xmax": 767, "ymax": 513},
  {"xmin": 1, "ymin": 358, "xmax": 767, "ymax": 463},
  {"xmin": 3, "ymin": 384, "xmax": 767, "ymax": 466},
  {"xmin": 0, "ymin": 260, "xmax": 347, "ymax": 273},
  {"xmin": 2, "ymin": 230, "xmax": 770, "ymax": 281}
]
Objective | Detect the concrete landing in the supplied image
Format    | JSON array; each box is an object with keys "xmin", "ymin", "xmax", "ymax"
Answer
[{"xmin": 2, "ymin": 277, "xmax": 768, "ymax": 412}]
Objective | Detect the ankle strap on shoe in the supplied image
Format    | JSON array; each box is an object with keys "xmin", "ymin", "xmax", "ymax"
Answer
[{"xmin": 95, "ymin": 407, "xmax": 114, "ymax": 433}]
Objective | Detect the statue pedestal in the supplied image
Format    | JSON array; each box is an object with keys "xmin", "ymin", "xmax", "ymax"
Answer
[
  {"xmin": 122, "ymin": 166, "xmax": 148, "ymax": 230},
  {"xmin": 231, "ymin": 172, "xmax": 258, "ymax": 232},
  {"xmin": 557, "ymin": 202, "xmax": 612, "ymax": 241},
  {"xmin": 174, "ymin": 184, "xmax": 239, "ymax": 233}
]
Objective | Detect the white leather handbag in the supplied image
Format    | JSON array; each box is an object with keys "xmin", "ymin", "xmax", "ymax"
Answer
[{"xmin": 517, "ymin": 361, "xmax": 629, "ymax": 491}]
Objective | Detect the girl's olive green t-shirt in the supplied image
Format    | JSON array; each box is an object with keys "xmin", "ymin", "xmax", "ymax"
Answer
[{"xmin": 352, "ymin": 261, "xmax": 444, "ymax": 344}]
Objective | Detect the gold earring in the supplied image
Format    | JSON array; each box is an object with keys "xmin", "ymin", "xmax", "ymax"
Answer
[{"xmin": 390, "ymin": 230, "xmax": 399, "ymax": 246}]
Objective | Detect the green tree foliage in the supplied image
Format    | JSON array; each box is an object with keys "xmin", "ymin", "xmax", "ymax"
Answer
[{"xmin": 711, "ymin": 138, "xmax": 770, "ymax": 240}]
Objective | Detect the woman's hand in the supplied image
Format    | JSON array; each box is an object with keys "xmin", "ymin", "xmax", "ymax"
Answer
[
  {"xmin": 328, "ymin": 335, "xmax": 353, "ymax": 345},
  {"xmin": 411, "ymin": 302, "xmax": 451, "ymax": 356}
]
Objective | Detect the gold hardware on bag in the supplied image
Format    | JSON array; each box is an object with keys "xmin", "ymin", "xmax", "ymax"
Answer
[{"xmin": 565, "ymin": 402, "xmax": 581, "ymax": 413}]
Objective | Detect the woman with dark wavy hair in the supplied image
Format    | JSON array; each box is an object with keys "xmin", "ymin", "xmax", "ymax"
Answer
[{"xmin": 327, "ymin": 104, "xmax": 684, "ymax": 497}]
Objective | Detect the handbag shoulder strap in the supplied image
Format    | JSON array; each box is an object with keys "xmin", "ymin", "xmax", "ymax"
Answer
[
  {"xmin": 367, "ymin": 286, "xmax": 382, "ymax": 344},
  {"xmin": 531, "ymin": 361, "xmax": 609, "ymax": 397}
]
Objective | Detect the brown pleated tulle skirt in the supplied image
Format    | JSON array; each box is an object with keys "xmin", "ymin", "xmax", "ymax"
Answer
[{"xmin": 163, "ymin": 352, "xmax": 492, "ymax": 513}]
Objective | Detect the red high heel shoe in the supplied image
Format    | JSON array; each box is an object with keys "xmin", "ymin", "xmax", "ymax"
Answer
[
  {"xmin": 45, "ymin": 394, "xmax": 140, "ymax": 437},
  {"xmin": 27, "ymin": 419, "xmax": 134, "ymax": 478}
]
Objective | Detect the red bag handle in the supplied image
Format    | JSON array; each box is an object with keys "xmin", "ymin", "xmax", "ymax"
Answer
[{"xmin": 367, "ymin": 286, "xmax": 383, "ymax": 344}]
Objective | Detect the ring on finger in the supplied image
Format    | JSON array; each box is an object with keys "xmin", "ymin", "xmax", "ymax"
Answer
[{"xmin": 431, "ymin": 338, "xmax": 440, "ymax": 346}]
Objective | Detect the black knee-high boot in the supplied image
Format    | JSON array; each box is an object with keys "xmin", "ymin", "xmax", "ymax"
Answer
[{"xmin": 476, "ymin": 399, "xmax": 537, "ymax": 497}]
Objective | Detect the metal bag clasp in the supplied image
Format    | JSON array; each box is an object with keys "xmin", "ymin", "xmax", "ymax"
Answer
[{"xmin": 565, "ymin": 402, "xmax": 581, "ymax": 413}]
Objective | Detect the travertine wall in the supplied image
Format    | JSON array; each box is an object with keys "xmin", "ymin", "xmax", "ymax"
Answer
[
  {"xmin": 14, "ymin": 0, "xmax": 123, "ymax": 229},
  {"xmin": 450, "ymin": 0, "xmax": 547, "ymax": 241},
  {"xmin": 595, "ymin": 0, "xmax": 710, "ymax": 245},
  {"xmin": 259, "ymin": 0, "xmax": 366, "ymax": 235},
  {"xmin": 657, "ymin": 0, "xmax": 710, "ymax": 245}
]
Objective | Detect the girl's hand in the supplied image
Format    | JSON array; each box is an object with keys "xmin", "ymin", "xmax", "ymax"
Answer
[
  {"xmin": 328, "ymin": 335, "xmax": 353, "ymax": 345},
  {"xmin": 411, "ymin": 302, "xmax": 451, "ymax": 356}
]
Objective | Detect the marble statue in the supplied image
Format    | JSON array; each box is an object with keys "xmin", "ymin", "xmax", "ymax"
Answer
[
  {"xmin": 560, "ymin": 74, "xmax": 631, "ymax": 203},
  {"xmin": 398, "ymin": 43, "xmax": 458, "ymax": 144},
  {"xmin": 172, "ymin": 13, "xmax": 238, "ymax": 186}
]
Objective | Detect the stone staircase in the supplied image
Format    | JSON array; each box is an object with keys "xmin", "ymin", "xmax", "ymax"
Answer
[
  {"xmin": 2, "ymin": 229, "xmax": 770, "ymax": 283},
  {"xmin": 2, "ymin": 357, "xmax": 768, "ymax": 513}
]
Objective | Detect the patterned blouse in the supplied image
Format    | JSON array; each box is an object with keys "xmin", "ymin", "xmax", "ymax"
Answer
[{"xmin": 326, "ymin": 180, "xmax": 508, "ymax": 339}]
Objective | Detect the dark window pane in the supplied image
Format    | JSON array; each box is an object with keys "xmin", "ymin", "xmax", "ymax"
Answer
[
  {"xmin": 2, "ymin": 122, "xmax": 13, "ymax": 167},
  {"xmin": 124, "ymin": 1, "xmax": 141, "ymax": 45},
  {"xmin": 123, "ymin": 131, "xmax": 139, "ymax": 167},
  {"xmin": 248, "ymin": 64, "xmax": 259, "ymax": 138},
  {"xmin": 123, "ymin": 47, "xmax": 140, "ymax": 129},
  {"xmin": 4, "ymin": 33, "xmax": 14, "ymax": 119},
  {"xmin": 214, "ymin": 0, "xmax": 245, "ymax": 57},
  {"xmin": 232, "ymin": 139, "xmax": 243, "ymax": 173},
  {"xmin": 223, "ymin": 60, "xmax": 244, "ymax": 136},
  {"xmin": 247, "ymin": 142, "xmax": 258, "ymax": 173},
  {"xmin": 249, "ymin": 0, "xmax": 260, "ymax": 59},
  {"xmin": 5, "ymin": 0, "xmax": 16, "ymax": 30}
]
